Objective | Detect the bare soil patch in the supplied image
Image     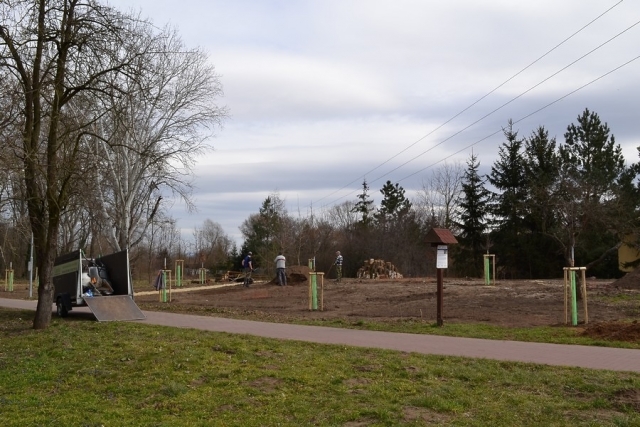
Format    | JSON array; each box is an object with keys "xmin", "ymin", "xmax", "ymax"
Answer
[
  {"xmin": 135, "ymin": 266, "xmax": 640, "ymax": 342},
  {"xmin": 3, "ymin": 266, "xmax": 640, "ymax": 342}
]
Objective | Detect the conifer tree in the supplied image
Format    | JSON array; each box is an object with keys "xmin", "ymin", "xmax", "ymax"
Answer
[
  {"xmin": 523, "ymin": 126, "xmax": 560, "ymax": 233},
  {"xmin": 555, "ymin": 109, "xmax": 626, "ymax": 272},
  {"xmin": 377, "ymin": 180, "xmax": 412, "ymax": 223},
  {"xmin": 522, "ymin": 126, "xmax": 564, "ymax": 276},
  {"xmin": 488, "ymin": 121, "xmax": 528, "ymax": 277},
  {"xmin": 352, "ymin": 180, "xmax": 376, "ymax": 227},
  {"xmin": 561, "ymin": 109, "xmax": 625, "ymax": 205},
  {"xmin": 454, "ymin": 153, "xmax": 490, "ymax": 277}
]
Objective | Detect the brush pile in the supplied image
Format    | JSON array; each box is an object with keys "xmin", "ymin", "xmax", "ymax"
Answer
[{"xmin": 356, "ymin": 259, "xmax": 403, "ymax": 279}]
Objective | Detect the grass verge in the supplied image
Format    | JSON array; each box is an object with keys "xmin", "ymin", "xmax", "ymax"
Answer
[{"xmin": 1, "ymin": 308, "xmax": 639, "ymax": 426}]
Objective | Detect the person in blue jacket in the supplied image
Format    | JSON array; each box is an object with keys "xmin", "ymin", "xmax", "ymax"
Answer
[{"xmin": 242, "ymin": 252, "xmax": 253, "ymax": 287}]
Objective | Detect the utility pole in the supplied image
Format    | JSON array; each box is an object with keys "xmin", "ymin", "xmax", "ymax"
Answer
[{"xmin": 28, "ymin": 232, "xmax": 34, "ymax": 298}]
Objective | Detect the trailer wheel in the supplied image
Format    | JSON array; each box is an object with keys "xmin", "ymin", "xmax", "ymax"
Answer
[{"xmin": 56, "ymin": 298, "xmax": 68, "ymax": 317}]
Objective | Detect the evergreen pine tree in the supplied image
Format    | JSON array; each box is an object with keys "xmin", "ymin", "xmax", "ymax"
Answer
[
  {"xmin": 561, "ymin": 108, "xmax": 625, "ymax": 205},
  {"xmin": 352, "ymin": 180, "xmax": 376, "ymax": 227},
  {"xmin": 556, "ymin": 109, "xmax": 626, "ymax": 273},
  {"xmin": 454, "ymin": 152, "xmax": 490, "ymax": 277},
  {"xmin": 523, "ymin": 126, "xmax": 560, "ymax": 234},
  {"xmin": 377, "ymin": 180, "xmax": 412, "ymax": 223},
  {"xmin": 522, "ymin": 126, "xmax": 564, "ymax": 277},
  {"xmin": 488, "ymin": 120, "xmax": 528, "ymax": 278}
]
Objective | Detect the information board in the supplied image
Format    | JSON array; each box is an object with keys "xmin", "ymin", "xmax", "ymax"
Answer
[{"xmin": 436, "ymin": 245, "xmax": 448, "ymax": 269}]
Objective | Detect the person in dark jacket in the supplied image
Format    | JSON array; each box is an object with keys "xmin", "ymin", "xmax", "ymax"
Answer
[{"xmin": 242, "ymin": 252, "xmax": 253, "ymax": 287}]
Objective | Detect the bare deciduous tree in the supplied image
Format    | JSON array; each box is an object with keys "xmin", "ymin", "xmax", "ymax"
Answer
[
  {"xmin": 324, "ymin": 201, "xmax": 358, "ymax": 231},
  {"xmin": 415, "ymin": 162, "xmax": 464, "ymax": 231},
  {"xmin": 193, "ymin": 219, "xmax": 232, "ymax": 271},
  {"xmin": 89, "ymin": 27, "xmax": 226, "ymax": 252},
  {"xmin": 0, "ymin": 0, "xmax": 158, "ymax": 329}
]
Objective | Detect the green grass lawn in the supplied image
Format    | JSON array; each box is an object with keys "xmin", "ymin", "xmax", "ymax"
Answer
[{"xmin": 1, "ymin": 308, "xmax": 639, "ymax": 426}]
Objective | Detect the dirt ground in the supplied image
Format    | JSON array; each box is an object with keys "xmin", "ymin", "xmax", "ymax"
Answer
[
  {"xmin": 132, "ymin": 265, "xmax": 640, "ymax": 341},
  {"xmin": 3, "ymin": 265, "xmax": 640, "ymax": 341}
]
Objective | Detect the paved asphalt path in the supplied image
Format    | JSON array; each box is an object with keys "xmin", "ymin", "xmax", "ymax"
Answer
[{"xmin": 2, "ymin": 297, "xmax": 639, "ymax": 373}]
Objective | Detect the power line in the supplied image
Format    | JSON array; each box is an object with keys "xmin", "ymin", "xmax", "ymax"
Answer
[
  {"xmin": 397, "ymin": 52, "xmax": 640, "ymax": 183},
  {"xmin": 367, "ymin": 17, "xmax": 640, "ymax": 183},
  {"xmin": 312, "ymin": 0, "xmax": 624, "ymax": 206},
  {"xmin": 315, "ymin": 50, "xmax": 640, "ymax": 215},
  {"xmin": 322, "ymin": 4, "xmax": 640, "ymax": 204},
  {"xmin": 327, "ymin": 55, "xmax": 640, "ymax": 208}
]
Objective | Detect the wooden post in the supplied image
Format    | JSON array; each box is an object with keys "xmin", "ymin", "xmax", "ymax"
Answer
[
  {"xmin": 436, "ymin": 268, "xmax": 443, "ymax": 326},
  {"xmin": 318, "ymin": 272, "xmax": 324, "ymax": 311},
  {"xmin": 581, "ymin": 268, "xmax": 588, "ymax": 324},
  {"xmin": 425, "ymin": 228, "xmax": 458, "ymax": 328}
]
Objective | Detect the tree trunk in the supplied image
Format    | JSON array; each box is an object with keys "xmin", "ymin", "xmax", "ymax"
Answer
[
  {"xmin": 32, "ymin": 250, "xmax": 54, "ymax": 329},
  {"xmin": 33, "ymin": 279, "xmax": 53, "ymax": 329}
]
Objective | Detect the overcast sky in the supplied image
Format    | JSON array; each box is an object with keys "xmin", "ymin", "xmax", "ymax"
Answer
[{"xmin": 108, "ymin": 0, "xmax": 640, "ymax": 247}]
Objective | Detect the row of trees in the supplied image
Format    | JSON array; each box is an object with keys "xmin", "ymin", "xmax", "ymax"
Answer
[
  {"xmin": 2, "ymin": 95, "xmax": 635, "ymax": 287},
  {"xmin": 238, "ymin": 109, "xmax": 640, "ymax": 282},
  {"xmin": 237, "ymin": 180, "xmax": 424, "ymax": 279},
  {"xmin": 0, "ymin": 0, "xmax": 226, "ymax": 328},
  {"xmin": 455, "ymin": 110, "xmax": 638, "ymax": 279},
  {"xmin": 1, "ymin": 4, "xmax": 638, "ymax": 330}
]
